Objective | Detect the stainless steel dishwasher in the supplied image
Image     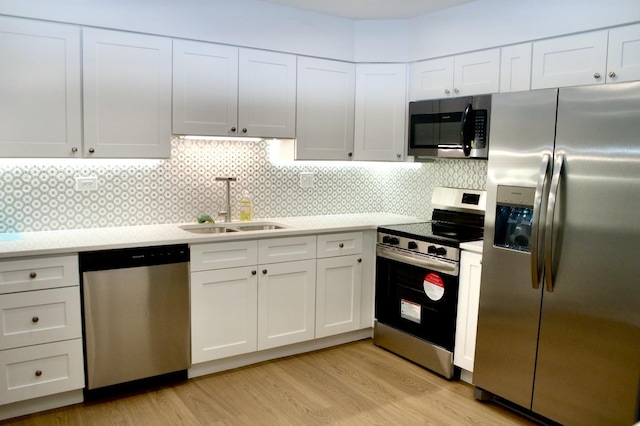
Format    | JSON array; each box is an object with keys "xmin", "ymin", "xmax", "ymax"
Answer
[{"xmin": 79, "ymin": 244, "xmax": 190, "ymax": 394}]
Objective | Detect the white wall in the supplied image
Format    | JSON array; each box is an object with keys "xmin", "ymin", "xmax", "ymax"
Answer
[
  {"xmin": 408, "ymin": 0, "xmax": 640, "ymax": 61},
  {"xmin": 0, "ymin": 0, "xmax": 356, "ymax": 60},
  {"xmin": 354, "ymin": 20, "xmax": 409, "ymax": 63}
]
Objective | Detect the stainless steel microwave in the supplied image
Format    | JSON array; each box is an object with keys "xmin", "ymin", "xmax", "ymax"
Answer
[{"xmin": 408, "ymin": 94, "xmax": 491, "ymax": 159}]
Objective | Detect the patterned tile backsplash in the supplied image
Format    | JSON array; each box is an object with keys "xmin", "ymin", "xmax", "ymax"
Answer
[{"xmin": 0, "ymin": 138, "xmax": 487, "ymax": 233}]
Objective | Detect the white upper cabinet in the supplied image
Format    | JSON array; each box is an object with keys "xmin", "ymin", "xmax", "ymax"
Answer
[
  {"xmin": 500, "ymin": 43, "xmax": 532, "ymax": 93},
  {"xmin": 83, "ymin": 28, "xmax": 172, "ymax": 158},
  {"xmin": 410, "ymin": 49, "xmax": 500, "ymax": 100},
  {"xmin": 0, "ymin": 17, "xmax": 82, "ymax": 158},
  {"xmin": 531, "ymin": 30, "xmax": 608, "ymax": 89},
  {"xmin": 172, "ymin": 41, "xmax": 239, "ymax": 137},
  {"xmin": 606, "ymin": 23, "xmax": 640, "ymax": 83},
  {"xmin": 296, "ymin": 57, "xmax": 356, "ymax": 160},
  {"xmin": 238, "ymin": 49, "xmax": 297, "ymax": 138},
  {"xmin": 173, "ymin": 42, "xmax": 296, "ymax": 138},
  {"xmin": 354, "ymin": 64, "xmax": 407, "ymax": 162}
]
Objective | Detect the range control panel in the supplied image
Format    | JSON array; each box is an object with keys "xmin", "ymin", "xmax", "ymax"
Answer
[{"xmin": 377, "ymin": 232, "xmax": 460, "ymax": 262}]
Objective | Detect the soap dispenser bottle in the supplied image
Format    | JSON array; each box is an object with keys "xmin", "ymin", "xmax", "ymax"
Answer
[{"xmin": 238, "ymin": 190, "xmax": 254, "ymax": 221}]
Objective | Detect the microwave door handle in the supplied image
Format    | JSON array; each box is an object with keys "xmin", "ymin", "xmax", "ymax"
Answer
[
  {"xmin": 531, "ymin": 154, "xmax": 551, "ymax": 289},
  {"xmin": 461, "ymin": 104, "xmax": 474, "ymax": 156},
  {"xmin": 544, "ymin": 154, "xmax": 564, "ymax": 293}
]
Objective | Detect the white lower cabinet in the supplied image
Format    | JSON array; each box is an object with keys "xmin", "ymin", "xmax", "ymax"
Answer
[
  {"xmin": 454, "ymin": 247, "xmax": 483, "ymax": 377},
  {"xmin": 257, "ymin": 259, "xmax": 316, "ymax": 350},
  {"xmin": 0, "ymin": 254, "xmax": 84, "ymax": 407},
  {"xmin": 315, "ymin": 255, "xmax": 362, "ymax": 338}
]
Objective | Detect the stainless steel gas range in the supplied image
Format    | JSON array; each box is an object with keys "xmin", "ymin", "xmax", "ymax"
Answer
[{"xmin": 374, "ymin": 187, "xmax": 486, "ymax": 379}]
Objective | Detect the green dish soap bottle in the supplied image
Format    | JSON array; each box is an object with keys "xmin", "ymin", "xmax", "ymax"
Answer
[{"xmin": 238, "ymin": 190, "xmax": 254, "ymax": 221}]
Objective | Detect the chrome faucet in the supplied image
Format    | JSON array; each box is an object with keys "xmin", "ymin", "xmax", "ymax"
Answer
[{"xmin": 215, "ymin": 177, "xmax": 237, "ymax": 222}]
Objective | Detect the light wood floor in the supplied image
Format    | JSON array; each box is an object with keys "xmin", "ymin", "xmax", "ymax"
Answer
[{"xmin": 2, "ymin": 339, "xmax": 536, "ymax": 425}]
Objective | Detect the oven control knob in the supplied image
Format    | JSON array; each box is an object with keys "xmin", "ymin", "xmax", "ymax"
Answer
[
  {"xmin": 408, "ymin": 241, "xmax": 418, "ymax": 250},
  {"xmin": 428, "ymin": 245, "xmax": 438, "ymax": 254},
  {"xmin": 389, "ymin": 237, "xmax": 400, "ymax": 245},
  {"xmin": 382, "ymin": 236, "xmax": 391, "ymax": 244},
  {"xmin": 435, "ymin": 247, "xmax": 447, "ymax": 256}
]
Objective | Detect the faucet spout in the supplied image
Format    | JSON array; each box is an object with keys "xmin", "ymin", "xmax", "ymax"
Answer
[{"xmin": 215, "ymin": 177, "xmax": 237, "ymax": 222}]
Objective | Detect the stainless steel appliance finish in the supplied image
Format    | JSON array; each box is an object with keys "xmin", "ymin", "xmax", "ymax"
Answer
[
  {"xmin": 474, "ymin": 82, "xmax": 640, "ymax": 425},
  {"xmin": 375, "ymin": 187, "xmax": 485, "ymax": 379},
  {"xmin": 80, "ymin": 244, "xmax": 190, "ymax": 391},
  {"xmin": 408, "ymin": 94, "xmax": 491, "ymax": 159}
]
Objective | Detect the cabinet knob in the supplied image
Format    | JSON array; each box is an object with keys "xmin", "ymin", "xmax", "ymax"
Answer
[
  {"xmin": 609, "ymin": 71, "xmax": 616, "ymax": 78},
  {"xmin": 88, "ymin": 148, "xmax": 95, "ymax": 154},
  {"xmin": 444, "ymin": 89, "xmax": 450, "ymax": 95},
  {"xmin": 339, "ymin": 243, "xmax": 344, "ymax": 248},
  {"xmin": 347, "ymin": 152, "xmax": 353, "ymax": 157},
  {"xmin": 357, "ymin": 258, "xmax": 362, "ymax": 263},
  {"xmin": 593, "ymin": 72, "xmax": 601, "ymax": 79},
  {"xmin": 262, "ymin": 269, "xmax": 268, "ymax": 274},
  {"xmin": 396, "ymin": 153, "xmax": 401, "ymax": 159},
  {"xmin": 231, "ymin": 127, "xmax": 237, "ymax": 132},
  {"xmin": 32, "ymin": 316, "xmax": 39, "ymax": 323},
  {"xmin": 35, "ymin": 370, "xmax": 43, "ymax": 377},
  {"xmin": 242, "ymin": 128, "xmax": 247, "ymax": 133},
  {"xmin": 29, "ymin": 272, "xmax": 37, "ymax": 279},
  {"xmin": 71, "ymin": 147, "xmax": 78, "ymax": 153},
  {"xmin": 251, "ymin": 270, "xmax": 257, "ymax": 275},
  {"xmin": 454, "ymin": 88, "xmax": 459, "ymax": 94}
]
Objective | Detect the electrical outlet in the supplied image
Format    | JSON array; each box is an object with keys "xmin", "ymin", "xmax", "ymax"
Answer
[
  {"xmin": 75, "ymin": 176, "xmax": 98, "ymax": 191},
  {"xmin": 299, "ymin": 172, "xmax": 314, "ymax": 188}
]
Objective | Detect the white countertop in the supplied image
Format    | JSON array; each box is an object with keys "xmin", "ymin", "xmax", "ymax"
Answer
[
  {"xmin": 0, "ymin": 213, "xmax": 420, "ymax": 259},
  {"xmin": 460, "ymin": 240, "xmax": 484, "ymax": 254}
]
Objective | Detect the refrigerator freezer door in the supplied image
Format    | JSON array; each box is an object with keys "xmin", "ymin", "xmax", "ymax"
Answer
[
  {"xmin": 473, "ymin": 89, "xmax": 558, "ymax": 409},
  {"xmin": 532, "ymin": 82, "xmax": 640, "ymax": 425}
]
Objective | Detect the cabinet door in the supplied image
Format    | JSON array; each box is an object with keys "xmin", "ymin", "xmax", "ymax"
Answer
[
  {"xmin": 191, "ymin": 267, "xmax": 258, "ymax": 363},
  {"xmin": 296, "ymin": 57, "xmax": 355, "ymax": 160},
  {"xmin": 257, "ymin": 259, "xmax": 316, "ymax": 350},
  {"xmin": 354, "ymin": 64, "xmax": 406, "ymax": 162},
  {"xmin": 500, "ymin": 43, "xmax": 532, "ymax": 93},
  {"xmin": 531, "ymin": 30, "xmax": 608, "ymax": 89},
  {"xmin": 173, "ymin": 40, "xmax": 239, "ymax": 136},
  {"xmin": 454, "ymin": 250, "xmax": 482, "ymax": 372},
  {"xmin": 316, "ymin": 255, "xmax": 362, "ymax": 338},
  {"xmin": 606, "ymin": 23, "xmax": 640, "ymax": 83},
  {"xmin": 0, "ymin": 17, "xmax": 82, "ymax": 158},
  {"xmin": 83, "ymin": 28, "xmax": 172, "ymax": 158},
  {"xmin": 454, "ymin": 49, "xmax": 500, "ymax": 96},
  {"xmin": 239, "ymin": 49, "xmax": 296, "ymax": 138},
  {"xmin": 409, "ymin": 56, "xmax": 454, "ymax": 100},
  {"xmin": 0, "ymin": 254, "xmax": 79, "ymax": 295}
]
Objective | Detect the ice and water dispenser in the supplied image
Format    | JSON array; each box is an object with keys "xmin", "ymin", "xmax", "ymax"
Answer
[{"xmin": 494, "ymin": 186, "xmax": 536, "ymax": 252}]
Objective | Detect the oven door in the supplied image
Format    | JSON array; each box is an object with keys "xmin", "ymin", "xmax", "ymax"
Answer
[{"xmin": 375, "ymin": 245, "xmax": 459, "ymax": 351}]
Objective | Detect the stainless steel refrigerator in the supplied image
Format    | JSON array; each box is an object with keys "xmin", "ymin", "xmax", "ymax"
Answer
[{"xmin": 473, "ymin": 82, "xmax": 640, "ymax": 426}]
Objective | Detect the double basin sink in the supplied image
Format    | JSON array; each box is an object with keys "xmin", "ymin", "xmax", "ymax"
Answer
[{"xmin": 179, "ymin": 221, "xmax": 288, "ymax": 234}]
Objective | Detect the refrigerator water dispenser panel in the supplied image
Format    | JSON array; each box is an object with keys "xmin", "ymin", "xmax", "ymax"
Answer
[{"xmin": 494, "ymin": 186, "xmax": 536, "ymax": 252}]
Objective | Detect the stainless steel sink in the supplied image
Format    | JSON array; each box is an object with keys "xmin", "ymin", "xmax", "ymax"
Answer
[
  {"xmin": 180, "ymin": 222, "xmax": 288, "ymax": 234},
  {"xmin": 179, "ymin": 224, "xmax": 239, "ymax": 234}
]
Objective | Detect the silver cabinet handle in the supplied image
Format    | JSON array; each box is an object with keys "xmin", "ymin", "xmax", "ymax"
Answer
[
  {"xmin": 594, "ymin": 72, "xmax": 601, "ymax": 79},
  {"xmin": 444, "ymin": 89, "xmax": 450, "ymax": 95},
  {"xmin": 609, "ymin": 71, "xmax": 616, "ymax": 78},
  {"xmin": 544, "ymin": 154, "xmax": 564, "ymax": 293},
  {"xmin": 453, "ymin": 88, "xmax": 459, "ymax": 94},
  {"xmin": 531, "ymin": 154, "xmax": 551, "ymax": 290}
]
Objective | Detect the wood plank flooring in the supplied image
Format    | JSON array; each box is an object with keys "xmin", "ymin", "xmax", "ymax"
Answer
[{"xmin": 1, "ymin": 339, "xmax": 536, "ymax": 425}]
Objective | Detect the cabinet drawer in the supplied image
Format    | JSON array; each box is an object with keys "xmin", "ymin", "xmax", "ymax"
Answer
[
  {"xmin": 317, "ymin": 232, "xmax": 363, "ymax": 258},
  {"xmin": 190, "ymin": 240, "xmax": 258, "ymax": 272},
  {"xmin": 0, "ymin": 287, "xmax": 82, "ymax": 351},
  {"xmin": 0, "ymin": 339, "xmax": 84, "ymax": 404},
  {"xmin": 258, "ymin": 236, "xmax": 316, "ymax": 264},
  {"xmin": 0, "ymin": 255, "xmax": 79, "ymax": 294}
]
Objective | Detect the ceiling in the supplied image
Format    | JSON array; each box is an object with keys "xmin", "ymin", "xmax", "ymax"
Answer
[{"xmin": 256, "ymin": 0, "xmax": 478, "ymax": 20}]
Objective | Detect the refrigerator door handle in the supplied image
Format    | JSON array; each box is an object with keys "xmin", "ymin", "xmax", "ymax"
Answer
[
  {"xmin": 531, "ymin": 154, "xmax": 551, "ymax": 289},
  {"xmin": 544, "ymin": 154, "xmax": 564, "ymax": 292}
]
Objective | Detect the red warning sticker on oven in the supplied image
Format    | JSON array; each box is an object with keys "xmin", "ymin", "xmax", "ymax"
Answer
[{"xmin": 423, "ymin": 273, "xmax": 445, "ymax": 301}]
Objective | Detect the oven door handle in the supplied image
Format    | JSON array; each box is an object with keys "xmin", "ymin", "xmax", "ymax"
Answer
[{"xmin": 376, "ymin": 246, "xmax": 457, "ymax": 275}]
